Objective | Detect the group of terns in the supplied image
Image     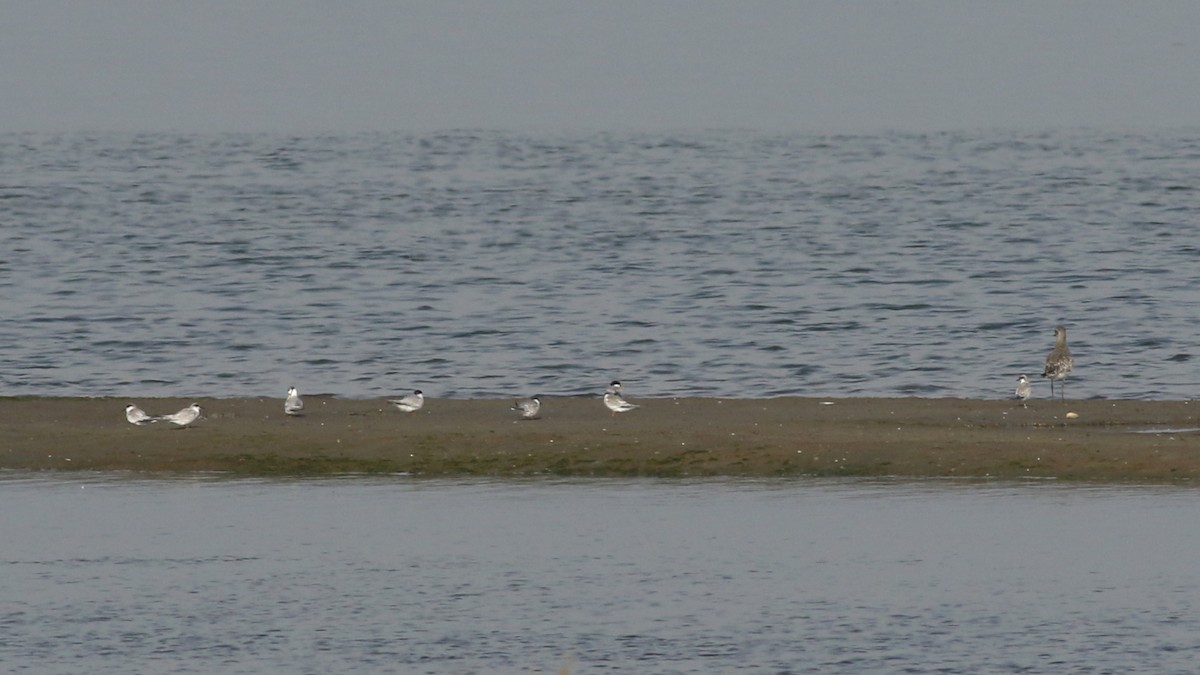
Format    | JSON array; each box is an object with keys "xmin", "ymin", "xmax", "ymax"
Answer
[
  {"xmin": 380, "ymin": 383, "xmax": 641, "ymax": 419},
  {"xmin": 124, "ymin": 402, "xmax": 202, "ymax": 428},
  {"xmin": 1016, "ymin": 325, "xmax": 1075, "ymax": 407},
  {"xmin": 125, "ymin": 380, "xmax": 642, "ymax": 428},
  {"xmin": 126, "ymin": 326, "xmax": 1073, "ymax": 428}
]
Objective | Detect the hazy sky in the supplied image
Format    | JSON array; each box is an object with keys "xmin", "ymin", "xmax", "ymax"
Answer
[{"xmin": 3, "ymin": 1, "xmax": 1198, "ymax": 133}]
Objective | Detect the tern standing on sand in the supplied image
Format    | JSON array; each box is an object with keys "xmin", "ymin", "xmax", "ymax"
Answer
[
  {"xmin": 284, "ymin": 386, "xmax": 304, "ymax": 416},
  {"xmin": 1042, "ymin": 325, "xmax": 1074, "ymax": 400},
  {"xmin": 1015, "ymin": 375, "xmax": 1032, "ymax": 407},
  {"xmin": 125, "ymin": 404, "xmax": 157, "ymax": 426},
  {"xmin": 511, "ymin": 396, "xmax": 541, "ymax": 419},
  {"xmin": 161, "ymin": 403, "xmax": 202, "ymax": 428},
  {"xmin": 603, "ymin": 380, "xmax": 639, "ymax": 415},
  {"xmin": 389, "ymin": 390, "xmax": 425, "ymax": 413}
]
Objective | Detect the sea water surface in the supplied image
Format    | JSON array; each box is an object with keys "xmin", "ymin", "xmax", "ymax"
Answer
[
  {"xmin": 3, "ymin": 477, "xmax": 1199, "ymax": 673},
  {"xmin": 2, "ymin": 129, "xmax": 1199, "ymax": 401}
]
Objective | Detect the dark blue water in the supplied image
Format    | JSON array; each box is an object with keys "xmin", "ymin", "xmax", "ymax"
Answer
[{"xmin": 2, "ymin": 129, "xmax": 1198, "ymax": 400}]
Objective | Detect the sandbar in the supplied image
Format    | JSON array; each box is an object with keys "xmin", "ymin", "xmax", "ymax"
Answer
[{"xmin": 2, "ymin": 396, "xmax": 1198, "ymax": 482}]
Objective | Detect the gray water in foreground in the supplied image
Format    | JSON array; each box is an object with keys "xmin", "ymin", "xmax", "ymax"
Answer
[
  {"xmin": 3, "ymin": 129, "xmax": 1200, "ymax": 401},
  {"xmin": 3, "ymin": 477, "xmax": 1198, "ymax": 673}
]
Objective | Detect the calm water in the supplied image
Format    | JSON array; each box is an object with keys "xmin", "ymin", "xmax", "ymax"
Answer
[
  {"xmin": 3, "ymin": 477, "xmax": 1199, "ymax": 673},
  {"xmin": 2, "ymin": 129, "xmax": 1199, "ymax": 400}
]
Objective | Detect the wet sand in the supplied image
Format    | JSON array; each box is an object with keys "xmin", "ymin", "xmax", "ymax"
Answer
[{"xmin": 2, "ymin": 396, "xmax": 1199, "ymax": 482}]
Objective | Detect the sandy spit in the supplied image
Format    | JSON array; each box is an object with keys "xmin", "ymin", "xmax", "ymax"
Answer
[{"xmin": 2, "ymin": 396, "xmax": 1199, "ymax": 482}]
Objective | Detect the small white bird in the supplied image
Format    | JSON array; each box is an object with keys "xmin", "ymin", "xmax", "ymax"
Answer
[
  {"xmin": 284, "ymin": 386, "xmax": 304, "ymax": 416},
  {"xmin": 603, "ymin": 381, "xmax": 639, "ymax": 416},
  {"xmin": 1015, "ymin": 375, "xmax": 1032, "ymax": 407},
  {"xmin": 160, "ymin": 403, "xmax": 202, "ymax": 428},
  {"xmin": 511, "ymin": 396, "xmax": 541, "ymax": 420},
  {"xmin": 389, "ymin": 390, "xmax": 425, "ymax": 413},
  {"xmin": 125, "ymin": 403, "xmax": 157, "ymax": 426}
]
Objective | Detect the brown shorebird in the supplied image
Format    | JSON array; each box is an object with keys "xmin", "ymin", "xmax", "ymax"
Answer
[{"xmin": 1041, "ymin": 325, "xmax": 1074, "ymax": 400}]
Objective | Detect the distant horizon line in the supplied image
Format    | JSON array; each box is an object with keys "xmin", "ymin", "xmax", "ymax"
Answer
[{"xmin": 3, "ymin": 123, "xmax": 1197, "ymax": 137}]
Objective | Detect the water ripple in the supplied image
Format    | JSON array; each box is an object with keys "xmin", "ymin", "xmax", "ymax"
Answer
[{"xmin": 1, "ymin": 130, "xmax": 1198, "ymax": 400}]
